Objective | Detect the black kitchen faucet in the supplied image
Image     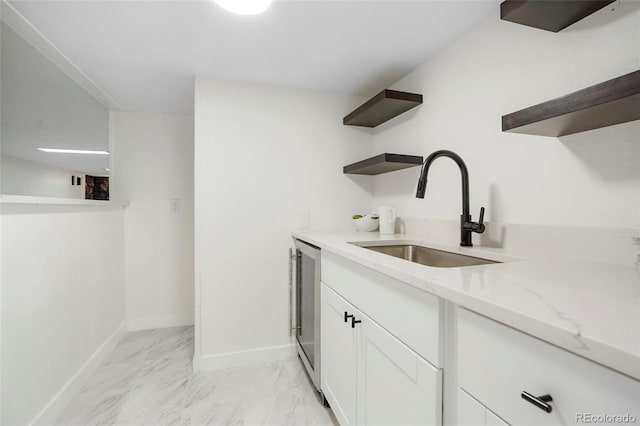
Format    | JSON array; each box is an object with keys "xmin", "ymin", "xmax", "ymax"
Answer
[{"xmin": 416, "ymin": 150, "xmax": 485, "ymax": 247}]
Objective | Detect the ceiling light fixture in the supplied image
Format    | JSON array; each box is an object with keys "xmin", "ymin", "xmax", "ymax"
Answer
[
  {"xmin": 213, "ymin": 0, "xmax": 272, "ymax": 15},
  {"xmin": 38, "ymin": 148, "xmax": 109, "ymax": 155}
]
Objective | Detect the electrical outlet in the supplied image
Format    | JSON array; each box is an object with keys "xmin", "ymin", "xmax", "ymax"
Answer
[{"xmin": 170, "ymin": 198, "xmax": 180, "ymax": 213}]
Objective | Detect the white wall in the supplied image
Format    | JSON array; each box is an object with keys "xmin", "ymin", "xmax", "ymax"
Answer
[
  {"xmin": 372, "ymin": 2, "xmax": 640, "ymax": 230},
  {"xmin": 1, "ymin": 155, "xmax": 87, "ymax": 199},
  {"xmin": 0, "ymin": 204, "xmax": 125, "ymax": 426},
  {"xmin": 111, "ymin": 112, "xmax": 194, "ymax": 330},
  {"xmin": 194, "ymin": 78, "xmax": 373, "ymax": 367}
]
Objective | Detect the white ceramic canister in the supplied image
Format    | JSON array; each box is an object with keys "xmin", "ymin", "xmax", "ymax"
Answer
[{"xmin": 378, "ymin": 206, "xmax": 396, "ymax": 235}]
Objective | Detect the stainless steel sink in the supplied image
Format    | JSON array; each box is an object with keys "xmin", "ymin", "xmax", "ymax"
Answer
[{"xmin": 356, "ymin": 244, "xmax": 500, "ymax": 268}]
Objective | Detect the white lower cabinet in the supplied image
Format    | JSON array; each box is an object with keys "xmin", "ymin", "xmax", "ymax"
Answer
[
  {"xmin": 313, "ymin": 246, "xmax": 640, "ymax": 426},
  {"xmin": 458, "ymin": 388, "xmax": 508, "ymax": 426},
  {"xmin": 458, "ymin": 308, "xmax": 640, "ymax": 426},
  {"xmin": 322, "ymin": 282, "xmax": 442, "ymax": 426},
  {"xmin": 322, "ymin": 280, "xmax": 358, "ymax": 425},
  {"xmin": 358, "ymin": 312, "xmax": 442, "ymax": 425},
  {"xmin": 485, "ymin": 410, "xmax": 509, "ymax": 426}
]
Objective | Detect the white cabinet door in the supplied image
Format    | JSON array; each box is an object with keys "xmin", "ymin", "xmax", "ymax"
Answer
[
  {"xmin": 321, "ymin": 283, "xmax": 358, "ymax": 425},
  {"xmin": 485, "ymin": 410, "xmax": 509, "ymax": 426},
  {"xmin": 458, "ymin": 388, "xmax": 486, "ymax": 426},
  {"xmin": 458, "ymin": 388, "xmax": 510, "ymax": 426},
  {"xmin": 357, "ymin": 312, "xmax": 442, "ymax": 426}
]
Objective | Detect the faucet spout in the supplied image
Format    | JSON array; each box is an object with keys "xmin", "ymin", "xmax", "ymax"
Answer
[
  {"xmin": 416, "ymin": 150, "xmax": 484, "ymax": 247},
  {"xmin": 416, "ymin": 150, "xmax": 469, "ymax": 215}
]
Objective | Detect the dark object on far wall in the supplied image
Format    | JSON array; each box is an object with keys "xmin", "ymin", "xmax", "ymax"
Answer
[
  {"xmin": 343, "ymin": 153, "xmax": 423, "ymax": 175},
  {"xmin": 500, "ymin": 0, "xmax": 615, "ymax": 32},
  {"xmin": 85, "ymin": 175, "xmax": 109, "ymax": 200},
  {"xmin": 71, "ymin": 175, "xmax": 75, "ymax": 186},
  {"xmin": 76, "ymin": 176, "xmax": 81, "ymax": 186},
  {"xmin": 502, "ymin": 70, "xmax": 640, "ymax": 137},
  {"xmin": 343, "ymin": 89, "xmax": 422, "ymax": 128}
]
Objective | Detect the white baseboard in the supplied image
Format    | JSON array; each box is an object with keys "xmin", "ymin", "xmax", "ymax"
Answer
[
  {"xmin": 30, "ymin": 322, "xmax": 126, "ymax": 426},
  {"xmin": 126, "ymin": 314, "xmax": 194, "ymax": 331},
  {"xmin": 194, "ymin": 344, "xmax": 295, "ymax": 372}
]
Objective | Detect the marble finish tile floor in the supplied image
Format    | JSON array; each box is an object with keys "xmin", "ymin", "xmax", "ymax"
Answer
[{"xmin": 56, "ymin": 326, "xmax": 336, "ymax": 426}]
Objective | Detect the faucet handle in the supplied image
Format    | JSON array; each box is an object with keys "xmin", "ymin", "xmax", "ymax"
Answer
[
  {"xmin": 464, "ymin": 207, "xmax": 486, "ymax": 234},
  {"xmin": 476, "ymin": 207, "xmax": 485, "ymax": 233}
]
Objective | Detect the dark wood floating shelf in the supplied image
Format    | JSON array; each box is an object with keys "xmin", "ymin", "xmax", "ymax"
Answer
[
  {"xmin": 344, "ymin": 153, "xmax": 423, "ymax": 175},
  {"xmin": 500, "ymin": 0, "xmax": 615, "ymax": 32},
  {"xmin": 343, "ymin": 89, "xmax": 423, "ymax": 128},
  {"xmin": 502, "ymin": 70, "xmax": 640, "ymax": 137}
]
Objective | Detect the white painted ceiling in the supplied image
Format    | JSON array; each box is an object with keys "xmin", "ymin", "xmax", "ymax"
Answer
[
  {"xmin": 1, "ymin": 21, "xmax": 110, "ymax": 175},
  {"xmin": 8, "ymin": 0, "xmax": 500, "ymax": 114}
]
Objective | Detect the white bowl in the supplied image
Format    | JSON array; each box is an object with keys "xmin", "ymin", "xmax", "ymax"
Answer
[{"xmin": 353, "ymin": 215, "xmax": 379, "ymax": 232}]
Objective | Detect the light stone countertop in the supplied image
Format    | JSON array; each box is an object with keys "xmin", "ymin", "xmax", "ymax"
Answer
[{"xmin": 292, "ymin": 230, "xmax": 640, "ymax": 381}]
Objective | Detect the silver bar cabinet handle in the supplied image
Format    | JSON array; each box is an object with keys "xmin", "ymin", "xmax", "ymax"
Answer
[{"xmin": 521, "ymin": 391, "xmax": 553, "ymax": 413}]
